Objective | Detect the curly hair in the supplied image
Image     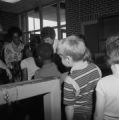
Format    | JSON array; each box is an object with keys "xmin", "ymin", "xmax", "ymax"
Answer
[
  {"xmin": 41, "ymin": 27, "xmax": 55, "ymax": 40},
  {"xmin": 36, "ymin": 43, "xmax": 53, "ymax": 61},
  {"xmin": 8, "ymin": 26, "xmax": 22, "ymax": 37}
]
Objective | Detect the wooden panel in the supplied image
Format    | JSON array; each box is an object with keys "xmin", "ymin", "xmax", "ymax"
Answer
[{"xmin": 0, "ymin": 78, "xmax": 61, "ymax": 120}]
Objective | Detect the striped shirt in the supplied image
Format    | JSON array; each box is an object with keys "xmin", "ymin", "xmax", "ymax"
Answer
[{"xmin": 63, "ymin": 62, "xmax": 102, "ymax": 113}]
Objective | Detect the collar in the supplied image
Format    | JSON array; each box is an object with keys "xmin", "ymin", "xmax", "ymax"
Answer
[
  {"xmin": 70, "ymin": 61, "xmax": 88, "ymax": 73},
  {"xmin": 111, "ymin": 64, "xmax": 119, "ymax": 76},
  {"xmin": 42, "ymin": 62, "xmax": 54, "ymax": 68},
  {"xmin": 12, "ymin": 41, "xmax": 20, "ymax": 48},
  {"xmin": 12, "ymin": 41, "xmax": 23, "ymax": 48}
]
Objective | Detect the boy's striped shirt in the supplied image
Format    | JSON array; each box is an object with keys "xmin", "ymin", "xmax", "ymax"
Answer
[{"xmin": 63, "ymin": 63, "xmax": 102, "ymax": 113}]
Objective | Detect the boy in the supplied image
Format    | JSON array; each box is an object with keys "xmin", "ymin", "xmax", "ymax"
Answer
[
  {"xmin": 40, "ymin": 26, "xmax": 69, "ymax": 73},
  {"xmin": 94, "ymin": 35, "xmax": 119, "ymax": 120},
  {"xmin": 34, "ymin": 43, "xmax": 61, "ymax": 80},
  {"xmin": 57, "ymin": 35, "xmax": 102, "ymax": 120}
]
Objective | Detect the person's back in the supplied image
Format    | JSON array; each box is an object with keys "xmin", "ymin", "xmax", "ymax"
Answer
[
  {"xmin": 57, "ymin": 35, "xmax": 102, "ymax": 120},
  {"xmin": 96, "ymin": 74, "xmax": 119, "ymax": 120},
  {"xmin": 68, "ymin": 62, "xmax": 101, "ymax": 118},
  {"xmin": 34, "ymin": 43, "xmax": 61, "ymax": 80},
  {"xmin": 35, "ymin": 62, "xmax": 61, "ymax": 79},
  {"xmin": 94, "ymin": 35, "xmax": 119, "ymax": 120}
]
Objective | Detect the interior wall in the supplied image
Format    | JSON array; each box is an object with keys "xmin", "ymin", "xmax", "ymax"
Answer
[
  {"xmin": 0, "ymin": 11, "xmax": 19, "ymax": 32},
  {"xmin": 65, "ymin": 0, "xmax": 119, "ymax": 53}
]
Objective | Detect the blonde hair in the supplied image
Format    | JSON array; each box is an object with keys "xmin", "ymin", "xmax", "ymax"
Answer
[
  {"xmin": 57, "ymin": 35, "xmax": 91, "ymax": 62},
  {"xmin": 106, "ymin": 34, "xmax": 119, "ymax": 65}
]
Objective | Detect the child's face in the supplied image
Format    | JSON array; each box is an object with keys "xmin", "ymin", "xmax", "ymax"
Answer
[
  {"xmin": 12, "ymin": 33, "xmax": 21, "ymax": 46},
  {"xmin": 44, "ymin": 37, "xmax": 54, "ymax": 45}
]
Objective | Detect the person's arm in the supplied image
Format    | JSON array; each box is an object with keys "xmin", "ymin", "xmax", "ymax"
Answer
[
  {"xmin": 34, "ymin": 69, "xmax": 41, "ymax": 80},
  {"xmin": 60, "ymin": 72, "xmax": 68, "ymax": 84},
  {"xmin": 4, "ymin": 45, "xmax": 14, "ymax": 69},
  {"xmin": 20, "ymin": 59, "xmax": 28, "ymax": 81},
  {"xmin": 65, "ymin": 105, "xmax": 74, "ymax": 120},
  {"xmin": 94, "ymin": 85, "xmax": 105, "ymax": 120},
  {"xmin": 22, "ymin": 68, "xmax": 28, "ymax": 81},
  {"xmin": 63, "ymin": 76, "xmax": 76, "ymax": 120},
  {"xmin": 6, "ymin": 68, "xmax": 12, "ymax": 80},
  {"xmin": 0, "ymin": 59, "xmax": 12, "ymax": 80}
]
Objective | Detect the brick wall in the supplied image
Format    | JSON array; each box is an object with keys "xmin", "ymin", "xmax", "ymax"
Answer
[
  {"xmin": 80, "ymin": 0, "xmax": 119, "ymax": 22},
  {"xmin": 65, "ymin": 0, "xmax": 81, "ymax": 36},
  {"xmin": 66, "ymin": 0, "xmax": 119, "ymax": 35}
]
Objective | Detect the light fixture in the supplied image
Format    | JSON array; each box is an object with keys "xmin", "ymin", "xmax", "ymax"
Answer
[{"xmin": 1, "ymin": 0, "xmax": 21, "ymax": 3}]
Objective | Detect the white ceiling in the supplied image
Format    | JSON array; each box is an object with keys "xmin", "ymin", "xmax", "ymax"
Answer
[{"xmin": 0, "ymin": 0, "xmax": 56, "ymax": 13}]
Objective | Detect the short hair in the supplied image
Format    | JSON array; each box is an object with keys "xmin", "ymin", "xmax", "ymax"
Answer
[
  {"xmin": 57, "ymin": 35, "xmax": 91, "ymax": 62},
  {"xmin": 36, "ymin": 43, "xmax": 53, "ymax": 61},
  {"xmin": 41, "ymin": 27, "xmax": 55, "ymax": 40},
  {"xmin": 106, "ymin": 34, "xmax": 119, "ymax": 65},
  {"xmin": 8, "ymin": 26, "xmax": 22, "ymax": 37},
  {"xmin": 22, "ymin": 44, "xmax": 32, "ymax": 59}
]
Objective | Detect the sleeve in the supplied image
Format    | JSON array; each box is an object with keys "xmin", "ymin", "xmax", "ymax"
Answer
[
  {"xmin": 20, "ymin": 60, "xmax": 27, "ymax": 70},
  {"xmin": 4, "ymin": 45, "xmax": 14, "ymax": 64},
  {"xmin": 96, "ymin": 79, "xmax": 105, "ymax": 96},
  {"xmin": 63, "ymin": 76, "xmax": 76, "ymax": 105},
  {"xmin": 34, "ymin": 69, "xmax": 40, "ymax": 79}
]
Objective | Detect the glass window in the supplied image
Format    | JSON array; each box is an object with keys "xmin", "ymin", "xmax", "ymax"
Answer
[
  {"xmin": 42, "ymin": 4, "xmax": 57, "ymax": 27},
  {"xmin": 54, "ymin": 28, "xmax": 58, "ymax": 39},
  {"xmin": 61, "ymin": 26, "xmax": 66, "ymax": 38},
  {"xmin": 60, "ymin": 2, "xmax": 66, "ymax": 25},
  {"xmin": 28, "ymin": 17, "xmax": 34, "ymax": 31},
  {"xmin": 28, "ymin": 10, "xmax": 40, "ymax": 31}
]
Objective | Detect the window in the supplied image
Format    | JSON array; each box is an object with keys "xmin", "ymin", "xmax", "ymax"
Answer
[
  {"xmin": 42, "ymin": 4, "xmax": 57, "ymax": 27},
  {"xmin": 60, "ymin": 2, "xmax": 66, "ymax": 26},
  {"xmin": 28, "ymin": 10, "xmax": 40, "ymax": 31},
  {"xmin": 60, "ymin": 1, "xmax": 66, "ymax": 38},
  {"xmin": 20, "ymin": 1, "xmax": 66, "ymax": 43}
]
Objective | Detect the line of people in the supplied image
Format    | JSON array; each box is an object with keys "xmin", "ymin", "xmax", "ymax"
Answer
[{"xmin": 0, "ymin": 25, "xmax": 119, "ymax": 120}]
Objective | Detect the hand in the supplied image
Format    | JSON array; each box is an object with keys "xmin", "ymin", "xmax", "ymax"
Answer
[
  {"xmin": 6, "ymin": 68, "xmax": 12, "ymax": 80},
  {"xmin": 60, "ymin": 72, "xmax": 68, "ymax": 83}
]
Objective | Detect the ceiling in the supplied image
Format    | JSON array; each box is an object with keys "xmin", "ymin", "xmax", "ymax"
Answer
[{"xmin": 0, "ymin": 0, "xmax": 56, "ymax": 13}]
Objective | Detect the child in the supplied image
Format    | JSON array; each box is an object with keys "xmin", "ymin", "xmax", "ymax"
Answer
[
  {"xmin": 34, "ymin": 43, "xmax": 62, "ymax": 80},
  {"xmin": 57, "ymin": 35, "xmax": 102, "ymax": 120},
  {"xmin": 20, "ymin": 44, "xmax": 39, "ymax": 81},
  {"xmin": 40, "ymin": 26, "xmax": 70, "ymax": 73},
  {"xmin": 94, "ymin": 35, "xmax": 119, "ymax": 120}
]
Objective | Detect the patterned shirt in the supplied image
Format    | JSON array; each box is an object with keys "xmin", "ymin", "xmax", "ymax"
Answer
[
  {"xmin": 63, "ymin": 62, "xmax": 102, "ymax": 114},
  {"xmin": 4, "ymin": 41, "xmax": 24, "ymax": 68}
]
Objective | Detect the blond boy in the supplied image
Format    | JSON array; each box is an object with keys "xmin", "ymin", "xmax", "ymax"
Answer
[{"xmin": 57, "ymin": 35, "xmax": 102, "ymax": 120}]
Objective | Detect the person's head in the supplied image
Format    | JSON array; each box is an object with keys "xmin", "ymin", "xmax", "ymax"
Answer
[
  {"xmin": 36, "ymin": 43, "xmax": 53, "ymax": 63},
  {"xmin": 106, "ymin": 34, "xmax": 119, "ymax": 65},
  {"xmin": 41, "ymin": 26, "xmax": 56, "ymax": 45},
  {"xmin": 22, "ymin": 44, "xmax": 32, "ymax": 59},
  {"xmin": 8, "ymin": 26, "xmax": 22, "ymax": 46},
  {"xmin": 57, "ymin": 35, "xmax": 91, "ymax": 67}
]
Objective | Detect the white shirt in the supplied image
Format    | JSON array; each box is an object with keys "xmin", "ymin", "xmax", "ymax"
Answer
[
  {"xmin": 21, "ymin": 57, "xmax": 39, "ymax": 80},
  {"xmin": 96, "ymin": 74, "xmax": 119, "ymax": 120}
]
